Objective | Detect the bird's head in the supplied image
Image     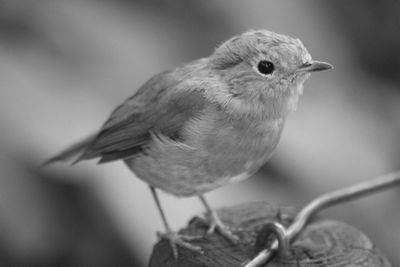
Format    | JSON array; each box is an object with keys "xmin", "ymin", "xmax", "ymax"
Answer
[{"xmin": 207, "ymin": 30, "xmax": 332, "ymax": 119}]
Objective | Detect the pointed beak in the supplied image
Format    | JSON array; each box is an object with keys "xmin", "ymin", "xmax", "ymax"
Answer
[{"xmin": 296, "ymin": 61, "xmax": 333, "ymax": 73}]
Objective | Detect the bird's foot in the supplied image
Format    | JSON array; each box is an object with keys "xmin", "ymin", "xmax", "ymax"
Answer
[
  {"xmin": 202, "ymin": 211, "xmax": 239, "ymax": 244},
  {"xmin": 157, "ymin": 231, "xmax": 203, "ymax": 259}
]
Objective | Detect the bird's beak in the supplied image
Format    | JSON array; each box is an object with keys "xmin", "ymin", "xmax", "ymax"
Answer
[{"xmin": 296, "ymin": 61, "xmax": 333, "ymax": 73}]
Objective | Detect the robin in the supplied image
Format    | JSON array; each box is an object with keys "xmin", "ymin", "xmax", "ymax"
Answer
[{"xmin": 45, "ymin": 29, "xmax": 332, "ymax": 257}]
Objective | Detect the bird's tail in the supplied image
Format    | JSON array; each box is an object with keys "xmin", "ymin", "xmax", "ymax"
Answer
[{"xmin": 42, "ymin": 133, "xmax": 97, "ymax": 166}]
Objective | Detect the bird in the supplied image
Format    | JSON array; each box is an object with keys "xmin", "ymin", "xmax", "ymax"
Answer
[{"xmin": 45, "ymin": 29, "xmax": 332, "ymax": 257}]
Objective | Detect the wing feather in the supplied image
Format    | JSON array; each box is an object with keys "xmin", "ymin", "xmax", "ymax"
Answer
[{"xmin": 79, "ymin": 69, "xmax": 207, "ymax": 163}]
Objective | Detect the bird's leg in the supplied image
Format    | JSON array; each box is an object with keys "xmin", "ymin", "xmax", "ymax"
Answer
[
  {"xmin": 149, "ymin": 186, "xmax": 202, "ymax": 258},
  {"xmin": 198, "ymin": 195, "xmax": 239, "ymax": 244}
]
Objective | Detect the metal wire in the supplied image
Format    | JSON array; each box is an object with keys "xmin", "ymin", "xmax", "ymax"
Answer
[{"xmin": 242, "ymin": 171, "xmax": 400, "ymax": 267}]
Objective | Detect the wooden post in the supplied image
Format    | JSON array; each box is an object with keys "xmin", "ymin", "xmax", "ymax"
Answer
[{"xmin": 149, "ymin": 201, "xmax": 391, "ymax": 267}]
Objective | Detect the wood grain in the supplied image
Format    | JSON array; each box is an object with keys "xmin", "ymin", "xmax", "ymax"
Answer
[{"xmin": 149, "ymin": 201, "xmax": 391, "ymax": 267}]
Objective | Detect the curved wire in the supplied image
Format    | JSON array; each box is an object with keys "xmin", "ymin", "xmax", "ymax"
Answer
[
  {"xmin": 242, "ymin": 171, "xmax": 400, "ymax": 267},
  {"xmin": 255, "ymin": 221, "xmax": 290, "ymax": 257}
]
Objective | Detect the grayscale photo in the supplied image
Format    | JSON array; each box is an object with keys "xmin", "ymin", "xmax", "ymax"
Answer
[{"xmin": 0, "ymin": 1, "xmax": 399, "ymax": 266}]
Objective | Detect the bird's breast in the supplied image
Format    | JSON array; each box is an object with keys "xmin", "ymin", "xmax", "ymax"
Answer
[
  {"xmin": 181, "ymin": 105, "xmax": 285, "ymax": 176},
  {"xmin": 126, "ymin": 107, "xmax": 285, "ymax": 197}
]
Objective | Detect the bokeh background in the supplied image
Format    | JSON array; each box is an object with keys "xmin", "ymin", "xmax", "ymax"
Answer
[{"xmin": 1, "ymin": 0, "xmax": 399, "ymax": 266}]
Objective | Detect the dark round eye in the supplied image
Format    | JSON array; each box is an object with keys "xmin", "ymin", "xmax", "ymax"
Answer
[{"xmin": 257, "ymin": 60, "xmax": 274, "ymax": 75}]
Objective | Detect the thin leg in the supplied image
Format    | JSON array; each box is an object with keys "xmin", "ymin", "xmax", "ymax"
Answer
[
  {"xmin": 150, "ymin": 186, "xmax": 171, "ymax": 232},
  {"xmin": 149, "ymin": 186, "xmax": 202, "ymax": 258},
  {"xmin": 198, "ymin": 195, "xmax": 239, "ymax": 244}
]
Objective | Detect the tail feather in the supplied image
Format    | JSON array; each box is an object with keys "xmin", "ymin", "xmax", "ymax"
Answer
[{"xmin": 42, "ymin": 133, "xmax": 97, "ymax": 166}]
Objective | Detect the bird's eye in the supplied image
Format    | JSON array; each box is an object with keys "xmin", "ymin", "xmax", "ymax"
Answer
[{"xmin": 257, "ymin": 60, "xmax": 274, "ymax": 75}]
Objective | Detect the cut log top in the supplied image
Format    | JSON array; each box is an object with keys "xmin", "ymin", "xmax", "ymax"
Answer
[{"xmin": 150, "ymin": 201, "xmax": 391, "ymax": 267}]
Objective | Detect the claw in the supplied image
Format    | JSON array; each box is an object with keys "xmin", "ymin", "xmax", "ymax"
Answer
[
  {"xmin": 157, "ymin": 231, "xmax": 203, "ymax": 259},
  {"xmin": 204, "ymin": 211, "xmax": 239, "ymax": 244},
  {"xmin": 198, "ymin": 195, "xmax": 240, "ymax": 244}
]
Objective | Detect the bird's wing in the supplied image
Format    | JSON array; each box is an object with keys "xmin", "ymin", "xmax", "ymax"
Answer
[{"xmin": 79, "ymin": 70, "xmax": 207, "ymax": 163}]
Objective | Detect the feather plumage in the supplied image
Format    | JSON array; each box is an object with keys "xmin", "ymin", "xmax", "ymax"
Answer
[{"xmin": 79, "ymin": 64, "xmax": 208, "ymax": 163}]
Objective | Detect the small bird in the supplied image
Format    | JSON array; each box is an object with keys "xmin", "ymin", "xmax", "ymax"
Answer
[{"xmin": 45, "ymin": 29, "xmax": 332, "ymax": 256}]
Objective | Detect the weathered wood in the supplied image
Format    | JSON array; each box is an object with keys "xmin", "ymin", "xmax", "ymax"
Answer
[{"xmin": 149, "ymin": 201, "xmax": 391, "ymax": 267}]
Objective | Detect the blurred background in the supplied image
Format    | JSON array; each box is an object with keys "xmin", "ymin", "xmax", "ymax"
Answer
[{"xmin": 0, "ymin": 0, "xmax": 399, "ymax": 266}]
